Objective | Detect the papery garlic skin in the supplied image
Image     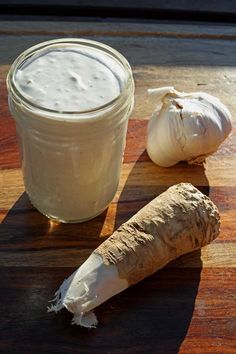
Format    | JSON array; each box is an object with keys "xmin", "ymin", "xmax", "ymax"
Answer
[{"xmin": 147, "ymin": 87, "xmax": 232, "ymax": 167}]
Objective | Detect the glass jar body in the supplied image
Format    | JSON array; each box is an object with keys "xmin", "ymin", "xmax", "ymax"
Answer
[
  {"xmin": 7, "ymin": 39, "xmax": 134, "ymax": 222},
  {"xmin": 9, "ymin": 98, "xmax": 132, "ymax": 222}
]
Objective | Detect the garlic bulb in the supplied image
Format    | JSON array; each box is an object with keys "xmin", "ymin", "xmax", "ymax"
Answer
[{"xmin": 147, "ymin": 87, "xmax": 232, "ymax": 167}]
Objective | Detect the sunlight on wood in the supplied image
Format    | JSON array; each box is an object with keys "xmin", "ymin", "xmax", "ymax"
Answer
[
  {"xmin": 100, "ymin": 203, "xmax": 117, "ymax": 238},
  {"xmin": 47, "ymin": 219, "xmax": 61, "ymax": 234}
]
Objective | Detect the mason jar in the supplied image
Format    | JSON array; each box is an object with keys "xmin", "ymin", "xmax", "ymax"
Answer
[{"xmin": 7, "ymin": 38, "xmax": 134, "ymax": 223}]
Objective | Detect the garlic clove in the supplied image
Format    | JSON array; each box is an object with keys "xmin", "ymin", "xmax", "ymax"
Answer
[
  {"xmin": 147, "ymin": 105, "xmax": 186, "ymax": 167},
  {"xmin": 147, "ymin": 87, "xmax": 232, "ymax": 167}
]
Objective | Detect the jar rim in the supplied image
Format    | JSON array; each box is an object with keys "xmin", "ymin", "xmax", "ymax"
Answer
[{"xmin": 7, "ymin": 38, "xmax": 134, "ymax": 121}]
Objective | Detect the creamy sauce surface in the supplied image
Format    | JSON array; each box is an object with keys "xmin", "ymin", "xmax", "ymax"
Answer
[{"xmin": 15, "ymin": 46, "xmax": 126, "ymax": 112}]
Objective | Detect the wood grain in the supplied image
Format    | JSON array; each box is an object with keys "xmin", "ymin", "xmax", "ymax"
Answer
[
  {"xmin": 0, "ymin": 267, "xmax": 235, "ymax": 354},
  {"xmin": 3, "ymin": 21, "xmax": 236, "ymax": 39},
  {"xmin": 1, "ymin": 20, "xmax": 236, "ymax": 354}
]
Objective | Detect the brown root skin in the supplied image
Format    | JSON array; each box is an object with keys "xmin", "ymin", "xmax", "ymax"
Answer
[{"xmin": 95, "ymin": 183, "xmax": 220, "ymax": 285}]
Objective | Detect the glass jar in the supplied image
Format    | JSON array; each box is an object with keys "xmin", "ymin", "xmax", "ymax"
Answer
[{"xmin": 7, "ymin": 38, "xmax": 134, "ymax": 223}]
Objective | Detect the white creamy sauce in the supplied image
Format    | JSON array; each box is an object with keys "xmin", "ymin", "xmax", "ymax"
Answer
[
  {"xmin": 15, "ymin": 46, "xmax": 125, "ymax": 111},
  {"xmin": 9, "ymin": 41, "xmax": 133, "ymax": 222}
]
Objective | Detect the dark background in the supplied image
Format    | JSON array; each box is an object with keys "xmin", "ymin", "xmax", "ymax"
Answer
[{"xmin": 1, "ymin": 0, "xmax": 236, "ymax": 22}]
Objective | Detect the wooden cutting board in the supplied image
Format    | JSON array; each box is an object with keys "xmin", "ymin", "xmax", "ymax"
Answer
[{"xmin": 0, "ymin": 20, "xmax": 236, "ymax": 354}]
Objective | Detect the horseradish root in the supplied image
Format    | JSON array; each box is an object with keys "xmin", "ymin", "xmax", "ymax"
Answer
[{"xmin": 48, "ymin": 183, "xmax": 220, "ymax": 327}]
